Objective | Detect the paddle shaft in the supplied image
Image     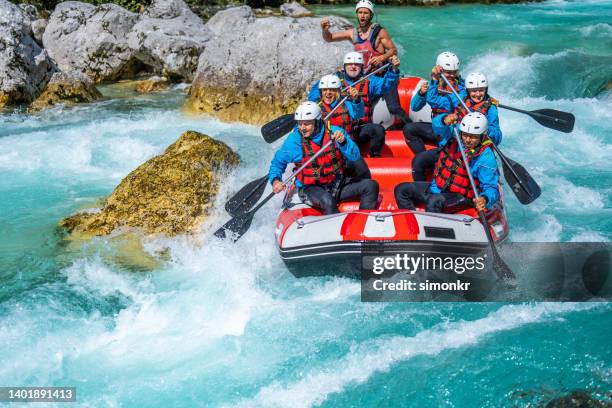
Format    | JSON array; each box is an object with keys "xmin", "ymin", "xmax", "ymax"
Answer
[
  {"xmin": 438, "ymin": 74, "xmax": 532, "ymax": 199},
  {"xmin": 452, "ymin": 128, "xmax": 514, "ymax": 280}
]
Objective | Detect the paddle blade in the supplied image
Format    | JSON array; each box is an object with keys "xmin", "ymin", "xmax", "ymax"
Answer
[
  {"xmin": 225, "ymin": 175, "xmax": 268, "ymax": 217},
  {"xmin": 477, "ymin": 211, "xmax": 515, "ymax": 280},
  {"xmin": 261, "ymin": 114, "xmax": 295, "ymax": 143},
  {"xmin": 531, "ymin": 109, "xmax": 575, "ymax": 133},
  {"xmin": 213, "ymin": 211, "xmax": 255, "ymax": 242},
  {"xmin": 501, "ymin": 156, "xmax": 541, "ymax": 205}
]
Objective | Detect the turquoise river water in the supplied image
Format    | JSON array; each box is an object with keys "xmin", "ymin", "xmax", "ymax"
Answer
[{"xmin": 0, "ymin": 0, "xmax": 611, "ymax": 406}]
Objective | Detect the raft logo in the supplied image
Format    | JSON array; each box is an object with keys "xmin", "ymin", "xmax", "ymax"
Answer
[{"xmin": 371, "ymin": 253, "xmax": 486, "ymax": 275}]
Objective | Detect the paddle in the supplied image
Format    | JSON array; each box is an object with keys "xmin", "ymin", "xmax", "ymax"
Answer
[
  {"xmin": 224, "ymin": 175, "xmax": 269, "ymax": 217},
  {"xmin": 261, "ymin": 63, "xmax": 392, "ymax": 144},
  {"xmin": 439, "ymin": 74, "xmax": 541, "ymax": 205},
  {"xmin": 452, "ymin": 127, "xmax": 515, "ymax": 280},
  {"xmin": 498, "ymin": 104, "xmax": 575, "ymax": 133},
  {"xmin": 224, "ymin": 95, "xmax": 352, "ymax": 217},
  {"xmin": 214, "ymin": 138, "xmax": 337, "ymax": 241},
  {"xmin": 490, "ymin": 143, "xmax": 541, "ymax": 205}
]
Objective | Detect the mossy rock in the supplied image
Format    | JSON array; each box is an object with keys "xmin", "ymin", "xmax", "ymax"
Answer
[{"xmin": 59, "ymin": 130, "xmax": 240, "ymax": 237}]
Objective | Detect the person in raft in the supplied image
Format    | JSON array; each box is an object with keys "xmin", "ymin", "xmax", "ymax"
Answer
[
  {"xmin": 269, "ymin": 101, "xmax": 380, "ymax": 215},
  {"xmin": 407, "ymin": 51, "xmax": 467, "ymax": 182},
  {"xmin": 315, "ymin": 74, "xmax": 372, "ymax": 179},
  {"xmin": 308, "ymin": 51, "xmax": 401, "ymax": 158},
  {"xmin": 394, "ymin": 112, "xmax": 499, "ymax": 213},
  {"xmin": 319, "ymin": 0, "xmax": 409, "ymax": 124},
  {"xmin": 443, "ymin": 72, "xmax": 502, "ymax": 145}
]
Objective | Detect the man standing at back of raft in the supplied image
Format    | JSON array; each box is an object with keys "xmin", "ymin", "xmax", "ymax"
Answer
[
  {"xmin": 319, "ymin": 0, "xmax": 409, "ymax": 125},
  {"xmin": 269, "ymin": 102, "xmax": 379, "ymax": 215}
]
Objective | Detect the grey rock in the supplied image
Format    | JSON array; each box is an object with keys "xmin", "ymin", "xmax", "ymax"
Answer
[
  {"xmin": 19, "ymin": 3, "xmax": 37, "ymax": 20},
  {"xmin": 127, "ymin": 0, "xmax": 212, "ymax": 80},
  {"xmin": 43, "ymin": 2, "xmax": 139, "ymax": 82},
  {"xmin": 201, "ymin": 6, "xmax": 350, "ymax": 97},
  {"xmin": 0, "ymin": 0, "xmax": 55, "ymax": 106},
  {"xmin": 187, "ymin": 6, "xmax": 351, "ymax": 124},
  {"xmin": 29, "ymin": 70, "xmax": 102, "ymax": 111},
  {"xmin": 31, "ymin": 18, "xmax": 47, "ymax": 45},
  {"xmin": 279, "ymin": 2, "xmax": 313, "ymax": 18}
]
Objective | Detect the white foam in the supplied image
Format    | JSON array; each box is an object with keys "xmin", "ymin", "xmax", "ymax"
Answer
[
  {"xmin": 229, "ymin": 303, "xmax": 604, "ymax": 408},
  {"xmin": 510, "ymin": 214, "xmax": 563, "ymax": 242},
  {"xmin": 570, "ymin": 231, "xmax": 610, "ymax": 242},
  {"xmin": 578, "ymin": 23, "xmax": 612, "ymax": 37}
]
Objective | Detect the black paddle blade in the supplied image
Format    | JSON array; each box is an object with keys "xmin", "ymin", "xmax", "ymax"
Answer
[
  {"xmin": 501, "ymin": 156, "xmax": 541, "ymax": 205},
  {"xmin": 224, "ymin": 175, "xmax": 268, "ymax": 217},
  {"xmin": 213, "ymin": 210, "xmax": 255, "ymax": 242},
  {"xmin": 477, "ymin": 211, "xmax": 515, "ymax": 280},
  {"xmin": 261, "ymin": 114, "xmax": 295, "ymax": 143},
  {"xmin": 531, "ymin": 109, "xmax": 575, "ymax": 133}
]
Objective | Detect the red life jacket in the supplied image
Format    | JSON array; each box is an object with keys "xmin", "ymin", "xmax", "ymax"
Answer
[
  {"xmin": 352, "ymin": 23, "xmax": 384, "ymax": 72},
  {"xmin": 337, "ymin": 70, "xmax": 371, "ymax": 124},
  {"xmin": 318, "ymin": 100, "xmax": 354, "ymax": 135},
  {"xmin": 433, "ymin": 138, "xmax": 493, "ymax": 199},
  {"xmin": 431, "ymin": 77, "xmax": 462, "ymax": 118},
  {"xmin": 297, "ymin": 123, "xmax": 345, "ymax": 186},
  {"xmin": 455, "ymin": 97, "xmax": 492, "ymax": 120}
]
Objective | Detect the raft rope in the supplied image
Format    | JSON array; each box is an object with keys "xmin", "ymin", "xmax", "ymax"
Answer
[{"xmin": 295, "ymin": 210, "xmax": 476, "ymax": 228}]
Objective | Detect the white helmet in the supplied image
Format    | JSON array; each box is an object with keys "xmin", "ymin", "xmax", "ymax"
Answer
[
  {"xmin": 465, "ymin": 72, "xmax": 488, "ymax": 90},
  {"xmin": 355, "ymin": 0, "xmax": 374, "ymax": 14},
  {"xmin": 459, "ymin": 112, "xmax": 488, "ymax": 135},
  {"xmin": 436, "ymin": 51, "xmax": 460, "ymax": 71},
  {"xmin": 319, "ymin": 74, "xmax": 341, "ymax": 90},
  {"xmin": 343, "ymin": 51, "xmax": 364, "ymax": 65},
  {"xmin": 294, "ymin": 101, "xmax": 322, "ymax": 121}
]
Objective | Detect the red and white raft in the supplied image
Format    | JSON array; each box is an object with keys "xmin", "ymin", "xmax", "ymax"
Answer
[{"xmin": 274, "ymin": 77, "xmax": 509, "ymax": 277}]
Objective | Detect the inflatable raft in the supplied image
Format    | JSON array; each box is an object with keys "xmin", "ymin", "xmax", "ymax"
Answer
[{"xmin": 275, "ymin": 77, "xmax": 509, "ymax": 277}]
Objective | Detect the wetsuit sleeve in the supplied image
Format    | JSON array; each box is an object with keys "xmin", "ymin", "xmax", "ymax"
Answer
[
  {"xmin": 346, "ymin": 98, "xmax": 365, "ymax": 120},
  {"xmin": 486, "ymin": 104, "xmax": 502, "ymax": 146},
  {"xmin": 473, "ymin": 149, "xmax": 499, "ymax": 208},
  {"xmin": 410, "ymin": 90, "xmax": 426, "ymax": 112},
  {"xmin": 308, "ymin": 80, "xmax": 321, "ymax": 102},
  {"xmin": 268, "ymin": 129, "xmax": 303, "ymax": 185},
  {"xmin": 368, "ymin": 69, "xmax": 399, "ymax": 98},
  {"xmin": 432, "ymin": 114, "xmax": 454, "ymax": 147},
  {"xmin": 426, "ymin": 80, "xmax": 449, "ymax": 111},
  {"xmin": 332, "ymin": 126, "xmax": 361, "ymax": 162}
]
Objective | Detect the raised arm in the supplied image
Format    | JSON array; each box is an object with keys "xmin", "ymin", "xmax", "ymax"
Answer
[{"xmin": 321, "ymin": 18, "xmax": 354, "ymax": 43}]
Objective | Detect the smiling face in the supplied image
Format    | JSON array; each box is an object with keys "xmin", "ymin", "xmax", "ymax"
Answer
[
  {"xmin": 468, "ymin": 87, "xmax": 487, "ymax": 103},
  {"xmin": 344, "ymin": 63, "xmax": 362, "ymax": 79},
  {"xmin": 442, "ymin": 69, "xmax": 458, "ymax": 80},
  {"xmin": 461, "ymin": 131, "xmax": 482, "ymax": 150},
  {"xmin": 321, "ymin": 88, "xmax": 340, "ymax": 105},
  {"xmin": 298, "ymin": 120, "xmax": 316, "ymax": 138},
  {"xmin": 356, "ymin": 8, "xmax": 372, "ymax": 28}
]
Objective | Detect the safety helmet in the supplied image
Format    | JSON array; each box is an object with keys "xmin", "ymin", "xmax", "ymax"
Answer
[
  {"xmin": 355, "ymin": 0, "xmax": 374, "ymax": 14},
  {"xmin": 459, "ymin": 112, "xmax": 488, "ymax": 135},
  {"xmin": 294, "ymin": 101, "xmax": 322, "ymax": 121},
  {"xmin": 436, "ymin": 51, "xmax": 460, "ymax": 71},
  {"xmin": 465, "ymin": 72, "xmax": 488, "ymax": 90},
  {"xmin": 319, "ymin": 74, "xmax": 341, "ymax": 90},
  {"xmin": 343, "ymin": 51, "xmax": 364, "ymax": 65}
]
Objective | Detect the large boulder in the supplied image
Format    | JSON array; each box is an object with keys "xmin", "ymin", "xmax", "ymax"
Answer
[
  {"xmin": 29, "ymin": 71, "xmax": 102, "ymax": 111},
  {"xmin": 127, "ymin": 0, "xmax": 212, "ymax": 81},
  {"xmin": 0, "ymin": 0, "xmax": 55, "ymax": 107},
  {"xmin": 58, "ymin": 131, "xmax": 240, "ymax": 237},
  {"xmin": 186, "ymin": 6, "xmax": 351, "ymax": 125},
  {"xmin": 43, "ymin": 2, "xmax": 140, "ymax": 82}
]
